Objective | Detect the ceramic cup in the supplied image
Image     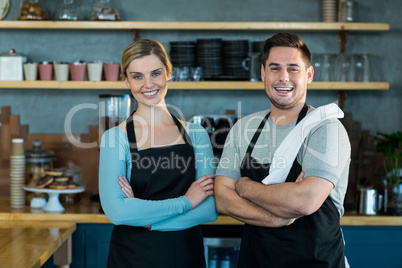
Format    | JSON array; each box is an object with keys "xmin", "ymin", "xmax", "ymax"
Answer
[
  {"xmin": 70, "ymin": 61, "xmax": 87, "ymax": 81},
  {"xmin": 104, "ymin": 62, "xmax": 120, "ymax": 81},
  {"xmin": 54, "ymin": 62, "xmax": 70, "ymax": 81},
  {"xmin": 23, "ymin": 62, "xmax": 38, "ymax": 81},
  {"xmin": 87, "ymin": 61, "xmax": 103, "ymax": 81},
  {"xmin": 38, "ymin": 61, "xmax": 53, "ymax": 80}
]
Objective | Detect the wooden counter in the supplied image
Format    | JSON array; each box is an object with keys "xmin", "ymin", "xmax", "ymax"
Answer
[
  {"xmin": 0, "ymin": 220, "xmax": 76, "ymax": 268},
  {"xmin": 0, "ymin": 195, "xmax": 401, "ymax": 226}
]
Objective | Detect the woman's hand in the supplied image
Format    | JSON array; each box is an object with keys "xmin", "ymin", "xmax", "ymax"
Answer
[
  {"xmin": 185, "ymin": 174, "xmax": 214, "ymax": 210},
  {"xmin": 118, "ymin": 176, "xmax": 134, "ymax": 198}
]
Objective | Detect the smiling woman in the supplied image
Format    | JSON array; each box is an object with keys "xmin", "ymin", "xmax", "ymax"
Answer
[
  {"xmin": 99, "ymin": 39, "xmax": 218, "ymax": 268},
  {"xmin": 0, "ymin": 0, "xmax": 9, "ymax": 20}
]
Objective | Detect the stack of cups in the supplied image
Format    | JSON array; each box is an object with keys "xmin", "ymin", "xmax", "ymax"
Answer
[
  {"xmin": 10, "ymin": 139, "xmax": 26, "ymax": 208},
  {"xmin": 321, "ymin": 0, "xmax": 337, "ymax": 22}
]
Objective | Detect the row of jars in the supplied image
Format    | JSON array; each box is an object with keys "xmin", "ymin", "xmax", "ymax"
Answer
[
  {"xmin": 19, "ymin": 0, "xmax": 119, "ymax": 21},
  {"xmin": 23, "ymin": 61, "xmax": 121, "ymax": 81},
  {"xmin": 311, "ymin": 53, "xmax": 371, "ymax": 82}
]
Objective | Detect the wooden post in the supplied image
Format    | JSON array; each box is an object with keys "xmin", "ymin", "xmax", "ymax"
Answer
[
  {"xmin": 53, "ymin": 236, "xmax": 72, "ymax": 268},
  {"xmin": 337, "ymin": 27, "xmax": 348, "ymax": 109}
]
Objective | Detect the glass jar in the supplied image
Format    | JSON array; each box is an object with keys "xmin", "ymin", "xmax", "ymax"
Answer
[
  {"xmin": 57, "ymin": 160, "xmax": 82, "ymax": 205},
  {"xmin": 25, "ymin": 139, "xmax": 54, "ymax": 204},
  {"xmin": 19, "ymin": 0, "xmax": 46, "ymax": 20},
  {"xmin": 338, "ymin": 0, "xmax": 358, "ymax": 22},
  {"xmin": 90, "ymin": 0, "xmax": 120, "ymax": 21},
  {"xmin": 55, "ymin": 0, "xmax": 82, "ymax": 21}
]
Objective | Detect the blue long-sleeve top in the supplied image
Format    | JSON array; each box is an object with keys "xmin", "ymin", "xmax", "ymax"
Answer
[{"xmin": 99, "ymin": 122, "xmax": 218, "ymax": 231}]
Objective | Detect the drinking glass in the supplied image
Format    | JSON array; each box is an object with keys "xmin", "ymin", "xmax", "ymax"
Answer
[
  {"xmin": 321, "ymin": 54, "xmax": 332, "ymax": 81},
  {"xmin": 191, "ymin": 67, "xmax": 203, "ymax": 81},
  {"xmin": 355, "ymin": 54, "xmax": 371, "ymax": 82},
  {"xmin": 311, "ymin": 54, "xmax": 322, "ymax": 81}
]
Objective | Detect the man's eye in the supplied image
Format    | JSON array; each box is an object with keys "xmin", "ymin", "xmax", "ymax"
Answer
[{"xmin": 270, "ymin": 67, "xmax": 279, "ymax": 72}]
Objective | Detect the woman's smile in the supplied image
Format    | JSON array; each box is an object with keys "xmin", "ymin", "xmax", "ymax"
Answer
[{"xmin": 142, "ymin": 89, "xmax": 160, "ymax": 98}]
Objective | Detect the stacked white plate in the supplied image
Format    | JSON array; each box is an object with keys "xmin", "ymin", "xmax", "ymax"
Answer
[
  {"xmin": 322, "ymin": 0, "xmax": 337, "ymax": 22},
  {"xmin": 10, "ymin": 139, "xmax": 26, "ymax": 208}
]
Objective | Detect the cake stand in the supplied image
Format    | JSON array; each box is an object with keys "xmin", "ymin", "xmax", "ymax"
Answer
[{"xmin": 23, "ymin": 186, "xmax": 85, "ymax": 212}]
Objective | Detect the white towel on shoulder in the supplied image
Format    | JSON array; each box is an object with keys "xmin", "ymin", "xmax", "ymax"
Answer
[{"xmin": 261, "ymin": 103, "xmax": 344, "ymax": 185}]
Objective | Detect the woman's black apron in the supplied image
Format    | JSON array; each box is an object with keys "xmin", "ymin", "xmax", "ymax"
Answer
[
  {"xmin": 107, "ymin": 112, "xmax": 205, "ymax": 268},
  {"xmin": 238, "ymin": 104, "xmax": 345, "ymax": 268}
]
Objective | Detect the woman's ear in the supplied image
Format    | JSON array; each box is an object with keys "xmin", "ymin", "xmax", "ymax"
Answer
[{"xmin": 124, "ymin": 77, "xmax": 130, "ymax": 88}]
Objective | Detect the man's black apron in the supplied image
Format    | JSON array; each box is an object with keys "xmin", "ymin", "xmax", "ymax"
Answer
[
  {"xmin": 238, "ymin": 104, "xmax": 345, "ymax": 268},
  {"xmin": 107, "ymin": 112, "xmax": 205, "ymax": 268}
]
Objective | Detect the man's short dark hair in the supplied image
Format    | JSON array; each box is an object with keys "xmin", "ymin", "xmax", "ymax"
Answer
[{"xmin": 262, "ymin": 32, "xmax": 311, "ymax": 68}]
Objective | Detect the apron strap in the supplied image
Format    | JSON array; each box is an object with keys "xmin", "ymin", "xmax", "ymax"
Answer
[
  {"xmin": 125, "ymin": 111, "xmax": 193, "ymax": 154},
  {"xmin": 245, "ymin": 103, "xmax": 308, "ymax": 156},
  {"xmin": 296, "ymin": 103, "xmax": 308, "ymax": 124},
  {"xmin": 245, "ymin": 111, "xmax": 271, "ymax": 156},
  {"xmin": 171, "ymin": 113, "xmax": 193, "ymax": 147},
  {"xmin": 126, "ymin": 111, "xmax": 138, "ymax": 154}
]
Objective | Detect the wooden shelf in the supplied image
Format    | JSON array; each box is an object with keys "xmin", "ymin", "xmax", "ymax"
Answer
[
  {"xmin": 0, "ymin": 81, "xmax": 389, "ymax": 90},
  {"xmin": 0, "ymin": 21, "xmax": 390, "ymax": 31}
]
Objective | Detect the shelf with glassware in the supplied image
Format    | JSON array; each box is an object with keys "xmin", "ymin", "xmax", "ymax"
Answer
[
  {"xmin": 0, "ymin": 20, "xmax": 389, "ymax": 91},
  {"xmin": 0, "ymin": 20, "xmax": 390, "ymax": 31},
  {"xmin": 0, "ymin": 81, "xmax": 390, "ymax": 90}
]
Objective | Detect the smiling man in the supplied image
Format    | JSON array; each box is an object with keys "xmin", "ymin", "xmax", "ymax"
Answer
[{"xmin": 215, "ymin": 33, "xmax": 351, "ymax": 267}]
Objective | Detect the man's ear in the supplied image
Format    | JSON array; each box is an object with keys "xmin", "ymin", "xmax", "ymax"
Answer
[
  {"xmin": 307, "ymin": 65, "xmax": 314, "ymax": 84},
  {"xmin": 261, "ymin": 64, "xmax": 265, "ymax": 82}
]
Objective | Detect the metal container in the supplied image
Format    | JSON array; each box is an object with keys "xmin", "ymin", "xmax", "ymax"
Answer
[
  {"xmin": 0, "ymin": 49, "xmax": 27, "ymax": 80},
  {"xmin": 357, "ymin": 188, "xmax": 383, "ymax": 215},
  {"xmin": 99, "ymin": 94, "xmax": 134, "ymax": 137},
  {"xmin": 242, "ymin": 52, "xmax": 262, "ymax": 81}
]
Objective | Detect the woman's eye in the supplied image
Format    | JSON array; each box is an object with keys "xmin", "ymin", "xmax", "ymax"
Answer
[
  {"xmin": 133, "ymin": 75, "xmax": 142, "ymax": 80},
  {"xmin": 152, "ymin": 72, "xmax": 161, "ymax": 77}
]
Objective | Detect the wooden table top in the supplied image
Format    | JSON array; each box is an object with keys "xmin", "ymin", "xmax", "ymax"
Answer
[
  {"xmin": 0, "ymin": 195, "xmax": 401, "ymax": 226},
  {"xmin": 0, "ymin": 220, "xmax": 76, "ymax": 268}
]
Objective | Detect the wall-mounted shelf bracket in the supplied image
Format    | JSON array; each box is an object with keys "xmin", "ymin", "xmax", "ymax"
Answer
[
  {"xmin": 338, "ymin": 27, "xmax": 348, "ymax": 109},
  {"xmin": 133, "ymin": 29, "xmax": 140, "ymax": 41},
  {"xmin": 338, "ymin": 27, "xmax": 348, "ymax": 54}
]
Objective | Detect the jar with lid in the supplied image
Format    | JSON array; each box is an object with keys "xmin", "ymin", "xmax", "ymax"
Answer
[
  {"xmin": 25, "ymin": 139, "xmax": 54, "ymax": 204},
  {"xmin": 90, "ymin": 0, "xmax": 120, "ymax": 21},
  {"xmin": 19, "ymin": 0, "xmax": 46, "ymax": 20},
  {"xmin": 0, "ymin": 49, "xmax": 27, "ymax": 81},
  {"xmin": 55, "ymin": 0, "xmax": 82, "ymax": 21}
]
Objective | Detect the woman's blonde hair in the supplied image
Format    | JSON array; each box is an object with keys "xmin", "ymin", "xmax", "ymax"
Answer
[{"xmin": 121, "ymin": 39, "xmax": 172, "ymax": 78}]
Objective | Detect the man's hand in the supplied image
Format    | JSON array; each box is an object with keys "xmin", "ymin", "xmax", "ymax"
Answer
[
  {"xmin": 295, "ymin": 171, "xmax": 305, "ymax": 183},
  {"xmin": 236, "ymin": 172, "xmax": 305, "ymax": 198},
  {"xmin": 235, "ymin": 176, "xmax": 252, "ymax": 198},
  {"xmin": 215, "ymin": 175, "xmax": 297, "ymax": 227}
]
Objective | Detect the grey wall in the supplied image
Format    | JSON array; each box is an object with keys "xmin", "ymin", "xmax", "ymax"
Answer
[{"xmin": 0, "ymin": 0, "xmax": 401, "ymax": 135}]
